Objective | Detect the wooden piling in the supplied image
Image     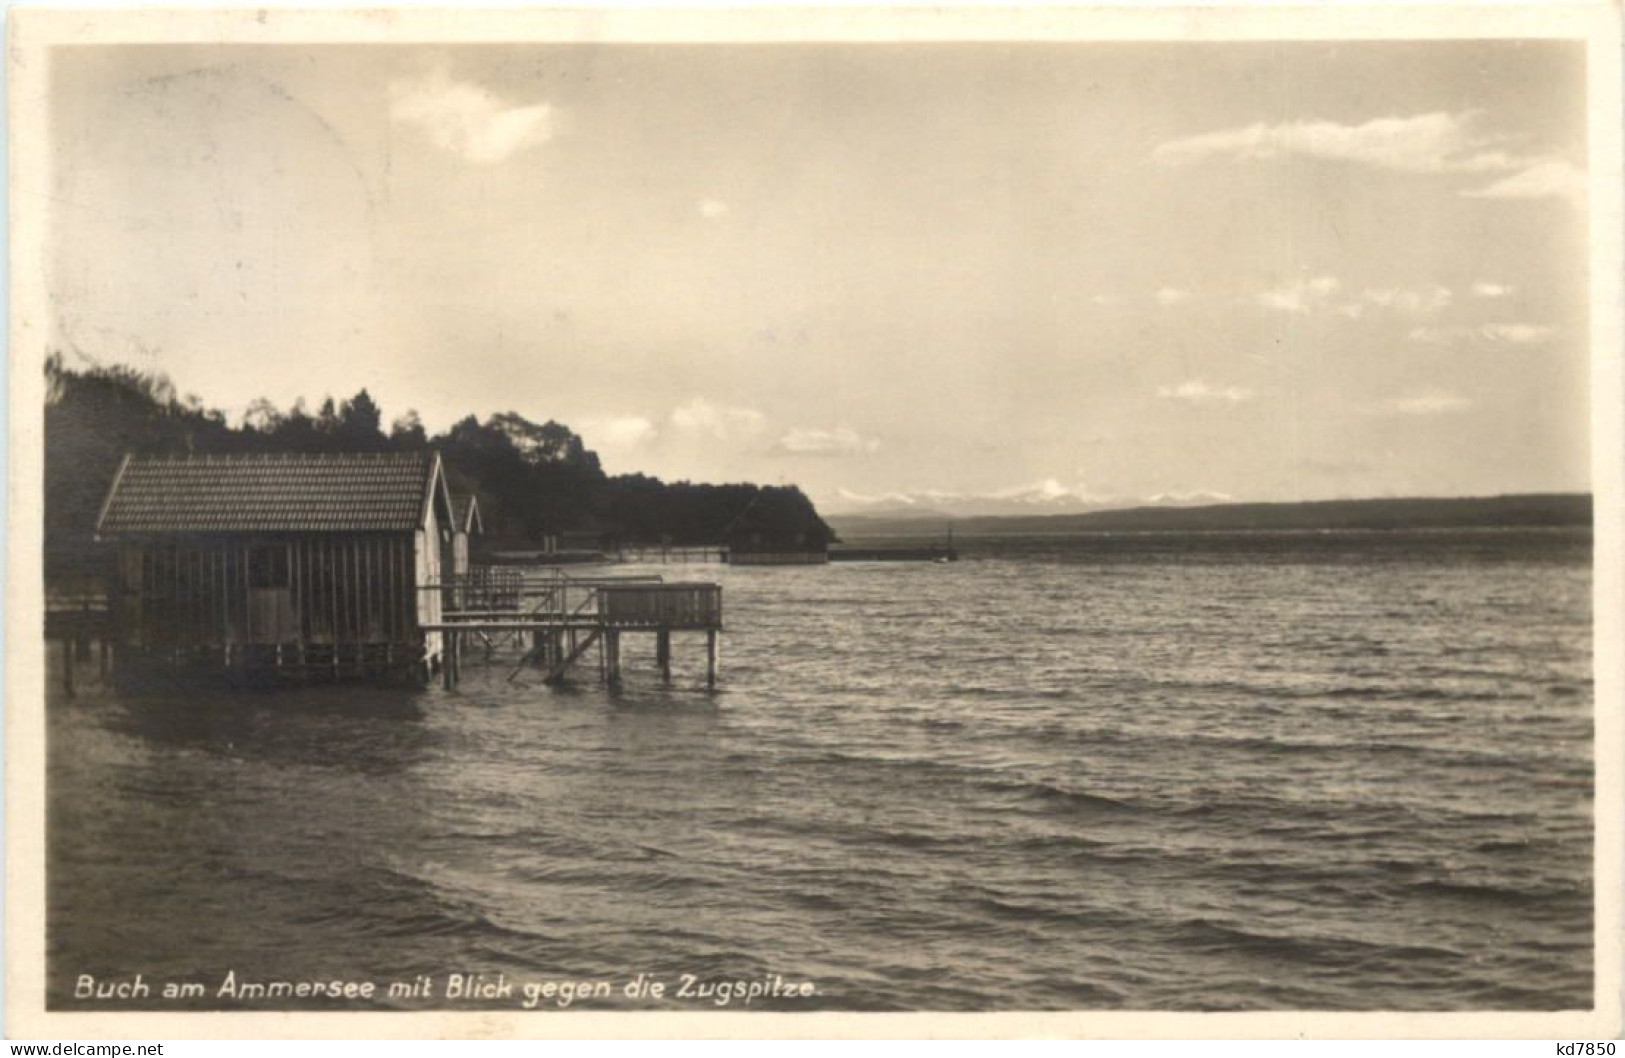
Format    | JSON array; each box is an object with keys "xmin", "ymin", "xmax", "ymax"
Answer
[
  {"xmin": 606, "ymin": 630, "xmax": 622, "ymax": 685},
  {"xmin": 706, "ymin": 630, "xmax": 718, "ymax": 688},
  {"xmin": 656, "ymin": 629, "xmax": 671, "ymax": 683}
]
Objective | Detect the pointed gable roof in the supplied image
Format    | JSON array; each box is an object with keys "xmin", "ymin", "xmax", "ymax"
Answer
[{"xmin": 451, "ymin": 494, "xmax": 484, "ymax": 535}]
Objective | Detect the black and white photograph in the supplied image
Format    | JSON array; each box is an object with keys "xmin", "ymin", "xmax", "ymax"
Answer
[{"xmin": 7, "ymin": 4, "xmax": 1622, "ymax": 1040}]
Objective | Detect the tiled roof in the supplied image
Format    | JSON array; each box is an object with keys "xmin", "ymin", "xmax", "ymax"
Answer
[{"xmin": 97, "ymin": 452, "xmax": 441, "ymax": 535}]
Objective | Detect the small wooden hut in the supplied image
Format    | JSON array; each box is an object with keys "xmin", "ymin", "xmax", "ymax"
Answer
[
  {"xmin": 449, "ymin": 494, "xmax": 483, "ymax": 577},
  {"xmin": 95, "ymin": 450, "xmax": 454, "ymax": 681}
]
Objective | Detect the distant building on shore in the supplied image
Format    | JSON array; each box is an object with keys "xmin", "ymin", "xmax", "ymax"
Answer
[{"xmin": 94, "ymin": 450, "xmax": 454, "ymax": 680}]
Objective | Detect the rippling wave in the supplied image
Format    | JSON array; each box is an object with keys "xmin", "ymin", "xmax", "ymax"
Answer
[{"xmin": 48, "ymin": 528, "xmax": 1592, "ymax": 1011}]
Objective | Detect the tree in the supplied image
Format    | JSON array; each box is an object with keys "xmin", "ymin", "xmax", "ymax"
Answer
[
  {"xmin": 390, "ymin": 409, "xmax": 427, "ymax": 447},
  {"xmin": 337, "ymin": 389, "xmax": 386, "ymax": 450},
  {"xmin": 316, "ymin": 397, "xmax": 340, "ymax": 435},
  {"xmin": 243, "ymin": 397, "xmax": 284, "ymax": 435},
  {"xmin": 487, "ymin": 412, "xmax": 602, "ymax": 474},
  {"xmin": 43, "ymin": 356, "xmax": 837, "ymax": 569}
]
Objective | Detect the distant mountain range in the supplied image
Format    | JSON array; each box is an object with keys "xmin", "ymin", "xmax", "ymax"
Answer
[
  {"xmin": 827, "ymin": 493, "xmax": 1593, "ymax": 537},
  {"xmin": 822, "ymin": 481, "xmax": 1234, "ymax": 521}
]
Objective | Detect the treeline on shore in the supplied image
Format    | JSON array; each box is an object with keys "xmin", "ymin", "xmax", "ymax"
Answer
[{"xmin": 44, "ymin": 354, "xmax": 835, "ymax": 577}]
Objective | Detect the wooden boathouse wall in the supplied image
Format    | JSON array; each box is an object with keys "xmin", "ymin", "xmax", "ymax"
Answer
[
  {"xmin": 116, "ymin": 533, "xmax": 424, "ymax": 653},
  {"xmin": 420, "ymin": 495, "xmax": 445, "ymax": 662},
  {"xmin": 95, "ymin": 450, "xmax": 452, "ymax": 680}
]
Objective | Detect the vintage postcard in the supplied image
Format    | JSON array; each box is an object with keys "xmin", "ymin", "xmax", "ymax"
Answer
[{"xmin": 7, "ymin": 3, "xmax": 1623, "ymax": 1042}]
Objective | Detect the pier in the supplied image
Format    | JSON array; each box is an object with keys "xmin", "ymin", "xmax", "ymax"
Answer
[
  {"xmin": 829, "ymin": 545, "xmax": 958, "ymax": 562},
  {"xmin": 423, "ymin": 569, "xmax": 724, "ymax": 690}
]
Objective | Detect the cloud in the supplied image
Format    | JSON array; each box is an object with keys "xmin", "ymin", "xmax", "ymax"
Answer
[
  {"xmin": 390, "ymin": 67, "xmax": 556, "ymax": 164},
  {"xmin": 1480, "ymin": 323, "xmax": 1556, "ymax": 344},
  {"xmin": 1471, "ymin": 281, "xmax": 1514, "ymax": 299},
  {"xmin": 1360, "ymin": 285, "xmax": 1453, "ymax": 314},
  {"xmin": 1408, "ymin": 322, "xmax": 1556, "ymax": 346},
  {"xmin": 1461, "ymin": 160, "xmax": 1586, "ymax": 206},
  {"xmin": 1386, "ymin": 392, "xmax": 1474, "ymax": 415},
  {"xmin": 776, "ymin": 426, "xmax": 880, "ymax": 456},
  {"xmin": 1152, "ymin": 111, "xmax": 1516, "ymax": 174},
  {"xmin": 1252, "ymin": 279, "xmax": 1452, "ymax": 317},
  {"xmin": 1155, "ymin": 287, "xmax": 1192, "ymax": 306},
  {"xmin": 669, "ymin": 398, "xmax": 766, "ymax": 440},
  {"xmin": 582, "ymin": 416, "xmax": 657, "ymax": 450},
  {"xmin": 1155, "ymin": 110, "xmax": 1584, "ymax": 209},
  {"xmin": 698, "ymin": 198, "xmax": 729, "ymax": 219},
  {"xmin": 1257, "ymin": 275, "xmax": 1341, "ymax": 313},
  {"xmin": 1156, "ymin": 380, "xmax": 1254, "ymax": 404}
]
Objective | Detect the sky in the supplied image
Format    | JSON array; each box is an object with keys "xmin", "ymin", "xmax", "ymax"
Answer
[{"xmin": 44, "ymin": 41, "xmax": 1591, "ymax": 514}]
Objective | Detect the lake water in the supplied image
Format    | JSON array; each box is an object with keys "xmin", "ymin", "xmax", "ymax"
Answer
[{"xmin": 47, "ymin": 529, "xmax": 1594, "ymax": 1011}]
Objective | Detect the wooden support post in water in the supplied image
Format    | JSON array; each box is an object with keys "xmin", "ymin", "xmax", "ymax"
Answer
[
  {"xmin": 657, "ymin": 629, "xmax": 672, "ymax": 683},
  {"xmin": 706, "ymin": 630, "xmax": 718, "ymax": 688},
  {"xmin": 606, "ymin": 630, "xmax": 622, "ymax": 685}
]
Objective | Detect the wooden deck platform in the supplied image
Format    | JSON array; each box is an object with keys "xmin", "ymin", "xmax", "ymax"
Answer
[
  {"xmin": 45, "ymin": 591, "xmax": 113, "ymax": 696},
  {"xmin": 425, "ymin": 574, "xmax": 724, "ymax": 689}
]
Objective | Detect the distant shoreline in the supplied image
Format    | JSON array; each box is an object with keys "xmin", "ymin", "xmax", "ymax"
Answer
[
  {"xmin": 837, "ymin": 525, "xmax": 1593, "ymax": 541},
  {"xmin": 828, "ymin": 493, "xmax": 1592, "ymax": 538}
]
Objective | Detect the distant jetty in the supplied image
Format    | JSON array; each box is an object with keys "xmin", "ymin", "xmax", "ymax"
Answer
[{"xmin": 829, "ymin": 545, "xmax": 958, "ymax": 563}]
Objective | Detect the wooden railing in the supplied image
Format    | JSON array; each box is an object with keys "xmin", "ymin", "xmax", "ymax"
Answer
[
  {"xmin": 596, "ymin": 583, "xmax": 723, "ymax": 629},
  {"xmin": 439, "ymin": 566, "xmax": 525, "ymax": 611},
  {"xmin": 45, "ymin": 593, "xmax": 112, "ymax": 641},
  {"xmin": 429, "ymin": 568, "xmax": 681, "ymax": 622},
  {"xmin": 430, "ymin": 567, "xmax": 666, "ymax": 614},
  {"xmin": 617, "ymin": 545, "xmax": 727, "ymax": 564}
]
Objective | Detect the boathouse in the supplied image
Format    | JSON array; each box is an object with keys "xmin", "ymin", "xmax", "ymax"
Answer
[
  {"xmin": 94, "ymin": 451, "xmax": 454, "ymax": 680},
  {"xmin": 449, "ymin": 493, "xmax": 483, "ymax": 577}
]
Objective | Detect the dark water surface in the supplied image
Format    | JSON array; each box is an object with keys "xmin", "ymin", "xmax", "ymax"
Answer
[{"xmin": 48, "ymin": 529, "xmax": 1594, "ymax": 1011}]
